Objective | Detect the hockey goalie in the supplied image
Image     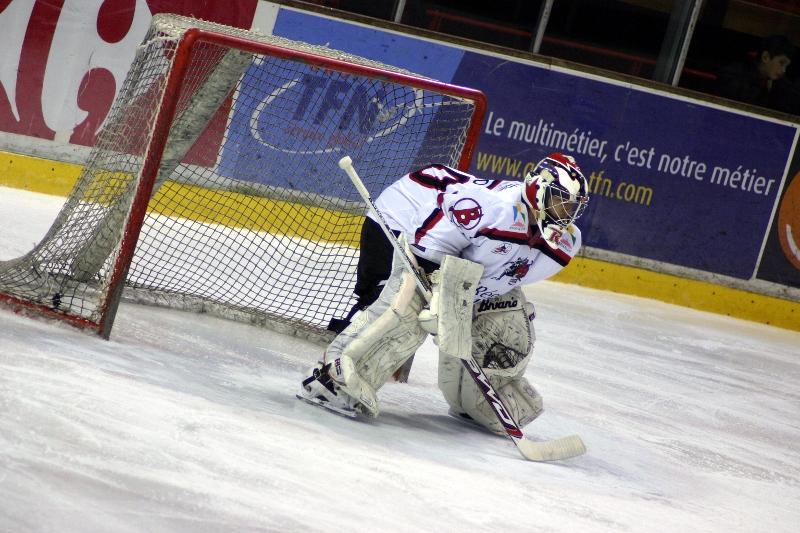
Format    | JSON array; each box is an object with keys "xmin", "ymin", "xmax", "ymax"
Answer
[{"xmin": 299, "ymin": 153, "xmax": 589, "ymax": 436}]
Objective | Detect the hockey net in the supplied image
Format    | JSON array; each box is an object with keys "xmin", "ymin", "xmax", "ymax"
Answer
[{"xmin": 0, "ymin": 14, "xmax": 485, "ymax": 340}]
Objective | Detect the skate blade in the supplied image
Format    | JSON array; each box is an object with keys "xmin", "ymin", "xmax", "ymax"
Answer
[{"xmin": 296, "ymin": 393, "xmax": 359, "ymax": 418}]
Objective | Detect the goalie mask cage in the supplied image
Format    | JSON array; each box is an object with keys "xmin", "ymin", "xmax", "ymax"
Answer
[{"xmin": 0, "ymin": 14, "xmax": 486, "ymax": 341}]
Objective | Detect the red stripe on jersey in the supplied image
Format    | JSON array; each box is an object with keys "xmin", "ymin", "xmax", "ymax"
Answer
[
  {"xmin": 530, "ymin": 237, "xmax": 571, "ymax": 267},
  {"xmin": 414, "ymin": 208, "xmax": 444, "ymax": 243},
  {"xmin": 477, "ymin": 227, "xmax": 530, "ymax": 245}
]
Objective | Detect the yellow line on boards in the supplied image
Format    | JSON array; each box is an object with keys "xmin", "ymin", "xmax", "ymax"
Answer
[
  {"xmin": 554, "ymin": 257, "xmax": 799, "ymax": 331},
  {"xmin": 0, "ymin": 152, "xmax": 81, "ymax": 197},
  {"xmin": 149, "ymin": 180, "xmax": 363, "ymax": 247},
  {"xmin": 0, "ymin": 150, "xmax": 362, "ymax": 247},
  {"xmin": 2, "ymin": 150, "xmax": 797, "ymax": 331}
]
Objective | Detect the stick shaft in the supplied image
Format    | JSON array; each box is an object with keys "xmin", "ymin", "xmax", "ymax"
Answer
[{"xmin": 338, "ymin": 157, "xmax": 432, "ymax": 298}]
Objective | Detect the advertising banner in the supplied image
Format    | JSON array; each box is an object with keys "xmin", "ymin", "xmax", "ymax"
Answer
[
  {"xmin": 452, "ymin": 55, "xmax": 796, "ymax": 279},
  {"xmin": 269, "ymin": 8, "xmax": 798, "ymax": 280},
  {"xmin": 217, "ymin": 9, "xmax": 474, "ymax": 196},
  {"xmin": 270, "ymin": 9, "xmax": 466, "ymax": 81},
  {"xmin": 218, "ymin": 60, "xmax": 433, "ymax": 196},
  {"xmin": 2, "ymin": 2, "xmax": 797, "ymax": 283},
  {"xmin": 0, "ymin": 0, "xmax": 257, "ymax": 147}
]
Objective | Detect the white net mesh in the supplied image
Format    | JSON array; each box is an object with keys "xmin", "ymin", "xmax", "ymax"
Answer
[{"xmin": 0, "ymin": 14, "xmax": 483, "ymax": 340}]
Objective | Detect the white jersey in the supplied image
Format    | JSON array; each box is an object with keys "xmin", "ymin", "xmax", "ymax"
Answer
[{"xmin": 371, "ymin": 164, "xmax": 582, "ymax": 302}]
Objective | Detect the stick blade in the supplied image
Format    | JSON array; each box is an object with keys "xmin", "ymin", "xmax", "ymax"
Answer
[{"xmin": 516, "ymin": 434, "xmax": 586, "ymax": 462}]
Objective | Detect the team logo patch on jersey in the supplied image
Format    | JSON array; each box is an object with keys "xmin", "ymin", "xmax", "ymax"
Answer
[
  {"xmin": 449, "ymin": 198, "xmax": 483, "ymax": 230},
  {"xmin": 492, "ymin": 257, "xmax": 533, "ymax": 285},
  {"xmin": 493, "ymin": 243, "xmax": 512, "ymax": 255}
]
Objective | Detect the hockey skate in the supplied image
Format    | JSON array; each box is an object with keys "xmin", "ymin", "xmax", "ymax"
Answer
[
  {"xmin": 297, "ymin": 362, "xmax": 359, "ymax": 417},
  {"xmin": 297, "ymin": 357, "xmax": 379, "ymax": 418}
]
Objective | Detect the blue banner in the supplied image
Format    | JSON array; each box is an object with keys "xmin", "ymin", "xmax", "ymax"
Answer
[
  {"xmin": 453, "ymin": 55, "xmax": 796, "ymax": 278},
  {"xmin": 217, "ymin": 10, "xmax": 471, "ymax": 197},
  {"xmin": 238, "ymin": 7, "xmax": 799, "ymax": 280},
  {"xmin": 219, "ymin": 61, "xmax": 452, "ymax": 197},
  {"xmin": 272, "ymin": 10, "xmax": 465, "ymax": 81}
]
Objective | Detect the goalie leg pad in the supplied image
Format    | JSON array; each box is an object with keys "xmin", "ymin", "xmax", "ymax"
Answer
[
  {"xmin": 440, "ymin": 362, "xmax": 544, "ymax": 435},
  {"xmin": 344, "ymin": 270, "xmax": 427, "ymax": 390},
  {"xmin": 439, "ymin": 289, "xmax": 542, "ymax": 434},
  {"xmin": 325, "ymin": 241, "xmax": 428, "ymax": 400},
  {"xmin": 472, "ymin": 289, "xmax": 536, "ymax": 379},
  {"xmin": 449, "ymin": 376, "xmax": 544, "ymax": 435},
  {"xmin": 326, "ymin": 355, "xmax": 379, "ymax": 417}
]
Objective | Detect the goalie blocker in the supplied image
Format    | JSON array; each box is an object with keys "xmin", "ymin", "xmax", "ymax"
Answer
[{"xmin": 299, "ymin": 248, "xmax": 543, "ymax": 435}]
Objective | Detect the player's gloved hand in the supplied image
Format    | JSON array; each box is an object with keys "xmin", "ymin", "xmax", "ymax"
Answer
[{"xmin": 417, "ymin": 269, "xmax": 441, "ymax": 335}]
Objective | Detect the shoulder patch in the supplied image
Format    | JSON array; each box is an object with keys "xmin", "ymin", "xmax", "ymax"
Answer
[
  {"xmin": 555, "ymin": 231, "xmax": 574, "ymax": 252},
  {"xmin": 511, "ymin": 203, "xmax": 528, "ymax": 231},
  {"xmin": 448, "ymin": 198, "xmax": 483, "ymax": 230}
]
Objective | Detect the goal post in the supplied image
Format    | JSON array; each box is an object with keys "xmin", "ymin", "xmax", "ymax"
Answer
[{"xmin": 0, "ymin": 14, "xmax": 486, "ymax": 341}]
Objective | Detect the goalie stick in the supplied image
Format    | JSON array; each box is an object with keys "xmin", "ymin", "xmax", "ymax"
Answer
[{"xmin": 338, "ymin": 156, "xmax": 586, "ymax": 462}]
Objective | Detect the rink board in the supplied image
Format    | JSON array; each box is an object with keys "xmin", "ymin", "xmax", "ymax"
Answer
[{"xmin": 2, "ymin": 150, "xmax": 797, "ymax": 331}]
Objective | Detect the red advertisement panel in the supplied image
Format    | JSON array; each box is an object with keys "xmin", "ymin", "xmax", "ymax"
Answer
[{"xmin": 0, "ymin": 0, "xmax": 257, "ymax": 147}]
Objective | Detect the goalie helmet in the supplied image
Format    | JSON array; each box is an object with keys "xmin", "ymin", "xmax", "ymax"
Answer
[{"xmin": 521, "ymin": 153, "xmax": 589, "ymax": 245}]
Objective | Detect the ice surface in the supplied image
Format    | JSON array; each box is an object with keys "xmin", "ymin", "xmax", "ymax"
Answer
[{"xmin": 1, "ymin": 186, "xmax": 799, "ymax": 532}]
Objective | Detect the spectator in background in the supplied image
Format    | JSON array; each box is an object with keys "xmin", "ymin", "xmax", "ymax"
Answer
[
  {"xmin": 716, "ymin": 34, "xmax": 795, "ymax": 112},
  {"xmin": 771, "ymin": 68, "xmax": 800, "ymax": 116}
]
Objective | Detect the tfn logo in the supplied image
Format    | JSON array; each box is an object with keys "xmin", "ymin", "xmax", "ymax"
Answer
[
  {"xmin": 290, "ymin": 75, "xmax": 384, "ymax": 133},
  {"xmin": 249, "ymin": 72, "xmax": 423, "ymax": 154}
]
